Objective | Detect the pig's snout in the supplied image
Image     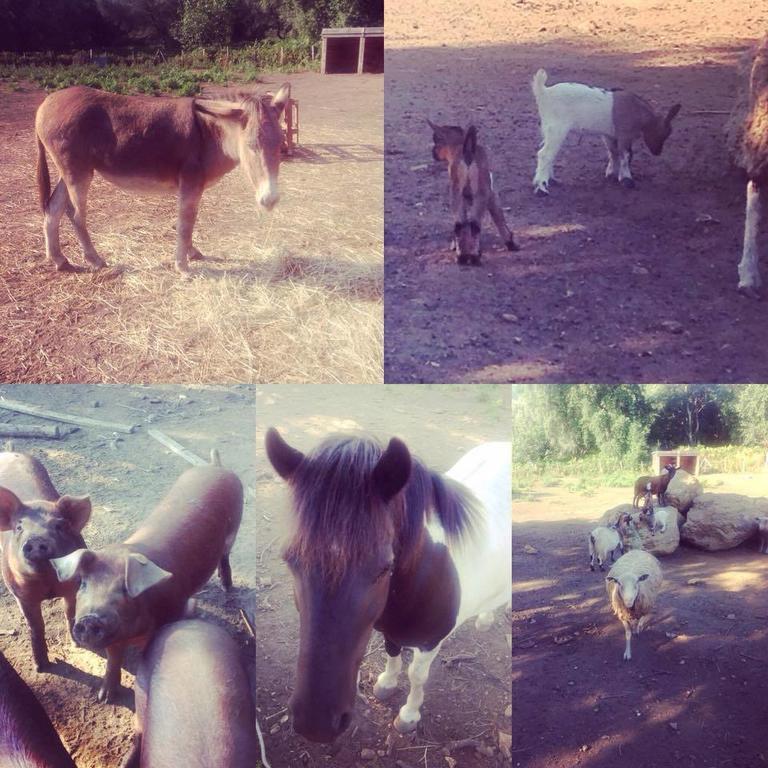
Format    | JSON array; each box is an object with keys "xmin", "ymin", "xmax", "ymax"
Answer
[
  {"xmin": 22, "ymin": 537, "xmax": 52, "ymax": 563},
  {"xmin": 291, "ymin": 697, "xmax": 352, "ymax": 743},
  {"xmin": 73, "ymin": 614, "xmax": 114, "ymax": 649}
]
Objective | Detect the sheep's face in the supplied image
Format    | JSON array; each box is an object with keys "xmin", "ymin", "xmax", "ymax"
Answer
[
  {"xmin": 608, "ymin": 573, "xmax": 649, "ymax": 608},
  {"xmin": 643, "ymin": 104, "xmax": 681, "ymax": 156}
]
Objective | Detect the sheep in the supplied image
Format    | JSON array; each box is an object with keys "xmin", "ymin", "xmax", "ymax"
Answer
[
  {"xmin": 756, "ymin": 516, "xmax": 768, "ymax": 553},
  {"xmin": 632, "ymin": 463, "xmax": 677, "ymax": 508},
  {"xmin": 589, "ymin": 513, "xmax": 635, "ymax": 571},
  {"xmin": 726, "ymin": 36, "xmax": 768, "ymax": 299},
  {"xmin": 427, "ymin": 119, "xmax": 519, "ymax": 263},
  {"xmin": 605, "ymin": 550, "xmax": 663, "ymax": 661},
  {"xmin": 531, "ymin": 69, "xmax": 681, "ymax": 195}
]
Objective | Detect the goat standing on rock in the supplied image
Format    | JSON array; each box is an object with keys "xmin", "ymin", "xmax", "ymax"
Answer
[
  {"xmin": 531, "ymin": 69, "xmax": 681, "ymax": 194},
  {"xmin": 633, "ymin": 463, "xmax": 677, "ymax": 508}
]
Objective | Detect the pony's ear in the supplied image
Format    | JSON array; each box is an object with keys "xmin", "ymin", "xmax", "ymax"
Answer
[
  {"xmin": 55, "ymin": 495, "xmax": 91, "ymax": 533},
  {"xmin": 0, "ymin": 487, "xmax": 23, "ymax": 530},
  {"xmin": 194, "ymin": 99, "xmax": 245, "ymax": 122},
  {"xmin": 265, "ymin": 428, "xmax": 305, "ymax": 480},
  {"xmin": 666, "ymin": 104, "xmax": 681, "ymax": 123},
  {"xmin": 270, "ymin": 83, "xmax": 291, "ymax": 114},
  {"xmin": 373, "ymin": 438, "xmax": 411, "ymax": 502},
  {"xmin": 463, "ymin": 125, "xmax": 478, "ymax": 165}
]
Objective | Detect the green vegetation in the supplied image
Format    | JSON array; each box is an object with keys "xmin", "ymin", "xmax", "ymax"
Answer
[{"xmin": 512, "ymin": 385, "xmax": 768, "ymax": 488}]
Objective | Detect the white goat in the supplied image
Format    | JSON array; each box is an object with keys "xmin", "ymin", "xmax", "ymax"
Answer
[
  {"xmin": 531, "ymin": 69, "xmax": 681, "ymax": 195},
  {"xmin": 589, "ymin": 524, "xmax": 623, "ymax": 571},
  {"xmin": 653, "ymin": 506, "xmax": 679, "ymax": 534},
  {"xmin": 605, "ymin": 550, "xmax": 663, "ymax": 661}
]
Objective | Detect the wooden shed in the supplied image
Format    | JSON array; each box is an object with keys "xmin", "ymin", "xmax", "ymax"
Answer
[
  {"xmin": 652, "ymin": 449, "xmax": 700, "ymax": 476},
  {"xmin": 320, "ymin": 27, "xmax": 384, "ymax": 74}
]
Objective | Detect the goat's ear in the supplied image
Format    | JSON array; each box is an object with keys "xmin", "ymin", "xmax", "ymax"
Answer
[
  {"xmin": 666, "ymin": 104, "xmax": 681, "ymax": 123},
  {"xmin": 463, "ymin": 125, "xmax": 478, "ymax": 165},
  {"xmin": 265, "ymin": 428, "xmax": 305, "ymax": 480}
]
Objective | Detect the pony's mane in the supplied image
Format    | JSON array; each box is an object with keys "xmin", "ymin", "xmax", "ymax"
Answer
[{"xmin": 284, "ymin": 435, "xmax": 478, "ymax": 582}]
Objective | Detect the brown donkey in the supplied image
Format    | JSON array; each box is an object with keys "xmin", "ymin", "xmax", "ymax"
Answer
[
  {"xmin": 35, "ymin": 84, "xmax": 290, "ymax": 274},
  {"xmin": 427, "ymin": 119, "xmax": 519, "ymax": 264}
]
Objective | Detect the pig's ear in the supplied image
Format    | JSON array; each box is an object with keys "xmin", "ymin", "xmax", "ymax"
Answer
[
  {"xmin": 56, "ymin": 495, "xmax": 92, "ymax": 533},
  {"xmin": 0, "ymin": 487, "xmax": 23, "ymax": 530},
  {"xmin": 51, "ymin": 548, "xmax": 90, "ymax": 582},
  {"xmin": 265, "ymin": 428, "xmax": 304, "ymax": 479},
  {"xmin": 125, "ymin": 554, "xmax": 172, "ymax": 598}
]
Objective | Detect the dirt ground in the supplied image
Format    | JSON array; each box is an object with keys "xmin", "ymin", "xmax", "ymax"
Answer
[
  {"xmin": 384, "ymin": 0, "xmax": 768, "ymax": 383},
  {"xmin": 0, "ymin": 72, "xmax": 382, "ymax": 384},
  {"xmin": 512, "ymin": 476, "xmax": 768, "ymax": 768},
  {"xmin": 253, "ymin": 384, "xmax": 512, "ymax": 767},
  {"xmin": 0, "ymin": 384, "xmax": 256, "ymax": 768}
]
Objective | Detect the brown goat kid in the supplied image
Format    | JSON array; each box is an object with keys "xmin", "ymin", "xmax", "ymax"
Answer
[
  {"xmin": 632, "ymin": 464, "xmax": 677, "ymax": 508},
  {"xmin": 427, "ymin": 120, "xmax": 519, "ymax": 264}
]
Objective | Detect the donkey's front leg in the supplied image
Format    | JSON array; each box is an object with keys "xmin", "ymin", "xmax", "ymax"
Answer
[
  {"xmin": 738, "ymin": 179, "xmax": 763, "ymax": 299},
  {"xmin": 373, "ymin": 638, "xmax": 402, "ymax": 701},
  {"xmin": 175, "ymin": 177, "xmax": 203, "ymax": 274},
  {"xmin": 394, "ymin": 644, "xmax": 442, "ymax": 733}
]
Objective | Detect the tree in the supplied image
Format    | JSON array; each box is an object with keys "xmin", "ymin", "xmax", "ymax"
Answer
[
  {"xmin": 735, "ymin": 385, "xmax": 768, "ymax": 446},
  {"xmin": 175, "ymin": 0, "xmax": 236, "ymax": 49}
]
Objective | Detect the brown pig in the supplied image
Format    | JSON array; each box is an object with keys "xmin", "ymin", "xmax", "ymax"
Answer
[
  {"xmin": 120, "ymin": 619, "xmax": 257, "ymax": 768},
  {"xmin": 0, "ymin": 452, "xmax": 91, "ymax": 671},
  {"xmin": 52, "ymin": 463, "xmax": 243, "ymax": 702},
  {"xmin": 0, "ymin": 650, "xmax": 76, "ymax": 767}
]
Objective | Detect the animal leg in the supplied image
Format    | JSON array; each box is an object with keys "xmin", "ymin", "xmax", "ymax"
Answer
[
  {"xmin": 603, "ymin": 136, "xmax": 620, "ymax": 179},
  {"xmin": 617, "ymin": 140, "xmax": 635, "ymax": 188},
  {"xmin": 175, "ymin": 178, "xmax": 203, "ymax": 274},
  {"xmin": 188, "ymin": 245, "xmax": 205, "ymax": 261},
  {"xmin": 218, "ymin": 554, "xmax": 232, "ymax": 590},
  {"xmin": 43, "ymin": 180, "xmax": 75, "ymax": 271},
  {"xmin": 738, "ymin": 179, "xmax": 763, "ymax": 299},
  {"xmin": 66, "ymin": 173, "xmax": 107, "ymax": 268},
  {"xmin": 637, "ymin": 614, "xmax": 652, "ymax": 634},
  {"xmin": 488, "ymin": 192, "xmax": 519, "ymax": 251},
  {"xmin": 98, "ymin": 644, "xmax": 124, "ymax": 703},
  {"xmin": 533, "ymin": 124, "xmax": 568, "ymax": 195},
  {"xmin": 394, "ymin": 644, "xmax": 442, "ymax": 733},
  {"xmin": 17, "ymin": 598, "xmax": 49, "ymax": 671},
  {"xmin": 475, "ymin": 611, "xmax": 495, "ymax": 631},
  {"xmin": 63, "ymin": 592, "xmax": 78, "ymax": 648},
  {"xmin": 622, "ymin": 619, "xmax": 632, "ymax": 661},
  {"xmin": 373, "ymin": 639, "xmax": 402, "ymax": 700}
]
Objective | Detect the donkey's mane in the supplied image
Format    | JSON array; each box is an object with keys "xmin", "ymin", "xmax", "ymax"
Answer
[{"xmin": 284, "ymin": 435, "xmax": 478, "ymax": 581}]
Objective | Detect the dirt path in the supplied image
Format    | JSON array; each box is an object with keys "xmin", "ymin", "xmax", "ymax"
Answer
[
  {"xmin": 253, "ymin": 384, "xmax": 512, "ymax": 767},
  {"xmin": 0, "ymin": 72, "xmax": 382, "ymax": 383},
  {"xmin": 0, "ymin": 384, "xmax": 255, "ymax": 768},
  {"xmin": 384, "ymin": 0, "xmax": 768, "ymax": 383},
  {"xmin": 512, "ymin": 481, "xmax": 768, "ymax": 768}
]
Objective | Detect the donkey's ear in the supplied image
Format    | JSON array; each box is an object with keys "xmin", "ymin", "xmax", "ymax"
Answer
[
  {"xmin": 270, "ymin": 83, "xmax": 291, "ymax": 114},
  {"xmin": 265, "ymin": 428, "xmax": 305, "ymax": 480},
  {"xmin": 0, "ymin": 487, "xmax": 23, "ymax": 530},
  {"xmin": 373, "ymin": 438, "xmax": 411, "ymax": 502},
  {"xmin": 666, "ymin": 104, "xmax": 681, "ymax": 123},
  {"xmin": 194, "ymin": 99, "xmax": 245, "ymax": 122},
  {"xmin": 463, "ymin": 125, "xmax": 478, "ymax": 165}
]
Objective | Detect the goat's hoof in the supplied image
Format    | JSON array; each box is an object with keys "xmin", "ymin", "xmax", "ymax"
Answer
[
  {"xmin": 620, "ymin": 178, "xmax": 636, "ymax": 189},
  {"xmin": 56, "ymin": 260, "xmax": 86, "ymax": 274},
  {"xmin": 189, "ymin": 248, "xmax": 205, "ymax": 261},
  {"xmin": 534, "ymin": 187, "xmax": 549, "ymax": 197},
  {"xmin": 393, "ymin": 715, "xmax": 419, "ymax": 734},
  {"xmin": 589, "ymin": 565, "xmax": 595, "ymax": 572},
  {"xmin": 738, "ymin": 284, "xmax": 763, "ymax": 300},
  {"xmin": 506, "ymin": 238, "xmax": 520, "ymax": 252}
]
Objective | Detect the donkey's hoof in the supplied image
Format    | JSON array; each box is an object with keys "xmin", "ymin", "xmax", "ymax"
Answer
[
  {"xmin": 738, "ymin": 284, "xmax": 763, "ymax": 301},
  {"xmin": 189, "ymin": 248, "xmax": 205, "ymax": 261},
  {"xmin": 56, "ymin": 260, "xmax": 86, "ymax": 274},
  {"xmin": 373, "ymin": 682, "xmax": 398, "ymax": 701},
  {"xmin": 620, "ymin": 178, "xmax": 636, "ymax": 190},
  {"xmin": 87, "ymin": 255, "xmax": 107, "ymax": 269},
  {"xmin": 393, "ymin": 714, "xmax": 419, "ymax": 734}
]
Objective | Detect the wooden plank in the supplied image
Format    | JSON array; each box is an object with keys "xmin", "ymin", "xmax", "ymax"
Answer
[
  {"xmin": 0, "ymin": 398, "xmax": 138, "ymax": 434},
  {"xmin": 147, "ymin": 429, "xmax": 207, "ymax": 466},
  {"xmin": 0, "ymin": 424, "xmax": 64, "ymax": 439}
]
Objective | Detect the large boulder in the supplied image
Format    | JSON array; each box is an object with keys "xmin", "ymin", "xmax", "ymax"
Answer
[
  {"xmin": 680, "ymin": 493, "xmax": 767, "ymax": 550},
  {"xmin": 665, "ymin": 469, "xmax": 702, "ymax": 513},
  {"xmin": 599, "ymin": 503, "xmax": 680, "ymax": 556}
]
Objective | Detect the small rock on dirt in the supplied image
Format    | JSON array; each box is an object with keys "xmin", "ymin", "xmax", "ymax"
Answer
[
  {"xmin": 659, "ymin": 320, "xmax": 684, "ymax": 334},
  {"xmin": 523, "ymin": 544, "xmax": 538, "ymax": 554}
]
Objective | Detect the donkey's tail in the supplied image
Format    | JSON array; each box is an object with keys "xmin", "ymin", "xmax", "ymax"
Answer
[
  {"xmin": 531, "ymin": 68, "xmax": 548, "ymax": 104},
  {"xmin": 36, "ymin": 136, "xmax": 51, "ymax": 212}
]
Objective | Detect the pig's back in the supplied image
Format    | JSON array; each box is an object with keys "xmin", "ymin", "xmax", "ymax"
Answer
[
  {"xmin": 139, "ymin": 620, "xmax": 257, "ymax": 768},
  {"xmin": 0, "ymin": 453, "xmax": 59, "ymax": 503}
]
